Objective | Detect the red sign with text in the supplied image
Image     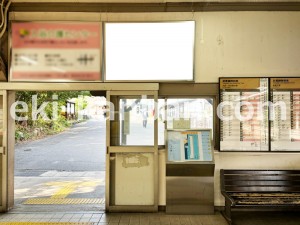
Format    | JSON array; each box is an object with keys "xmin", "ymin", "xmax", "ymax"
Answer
[{"xmin": 11, "ymin": 22, "xmax": 102, "ymax": 81}]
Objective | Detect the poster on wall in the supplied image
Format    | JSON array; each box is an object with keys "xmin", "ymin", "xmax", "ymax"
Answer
[
  {"xmin": 10, "ymin": 22, "xmax": 102, "ymax": 81},
  {"xmin": 167, "ymin": 130, "xmax": 213, "ymax": 162},
  {"xmin": 270, "ymin": 78, "xmax": 300, "ymax": 151},
  {"xmin": 219, "ymin": 78, "xmax": 269, "ymax": 151}
]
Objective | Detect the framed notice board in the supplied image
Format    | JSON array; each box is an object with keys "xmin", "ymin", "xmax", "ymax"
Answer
[
  {"xmin": 219, "ymin": 78, "xmax": 269, "ymax": 151},
  {"xmin": 270, "ymin": 78, "xmax": 300, "ymax": 151},
  {"xmin": 167, "ymin": 129, "xmax": 213, "ymax": 162}
]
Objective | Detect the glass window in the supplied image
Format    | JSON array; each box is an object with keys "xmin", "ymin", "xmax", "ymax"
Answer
[
  {"xmin": 105, "ymin": 22, "xmax": 195, "ymax": 81},
  {"xmin": 158, "ymin": 99, "xmax": 166, "ymax": 145},
  {"xmin": 118, "ymin": 98, "xmax": 213, "ymax": 146},
  {"xmin": 158, "ymin": 98, "xmax": 214, "ymax": 146},
  {"xmin": 166, "ymin": 98, "xmax": 213, "ymax": 130},
  {"xmin": 119, "ymin": 98, "xmax": 154, "ymax": 146}
]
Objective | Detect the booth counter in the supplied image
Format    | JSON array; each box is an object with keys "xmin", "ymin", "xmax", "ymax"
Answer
[{"xmin": 165, "ymin": 130, "xmax": 215, "ymax": 214}]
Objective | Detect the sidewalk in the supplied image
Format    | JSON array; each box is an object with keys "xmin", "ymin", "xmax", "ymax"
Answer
[{"xmin": 14, "ymin": 171, "xmax": 105, "ymax": 213}]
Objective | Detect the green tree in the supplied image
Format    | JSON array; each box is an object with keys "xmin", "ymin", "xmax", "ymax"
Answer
[{"xmin": 15, "ymin": 91, "xmax": 91, "ymax": 141}]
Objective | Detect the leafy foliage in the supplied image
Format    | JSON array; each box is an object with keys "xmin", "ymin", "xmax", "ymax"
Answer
[{"xmin": 15, "ymin": 91, "xmax": 91, "ymax": 142}]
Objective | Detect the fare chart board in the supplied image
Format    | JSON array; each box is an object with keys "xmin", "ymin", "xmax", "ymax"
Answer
[
  {"xmin": 167, "ymin": 130, "xmax": 213, "ymax": 162},
  {"xmin": 220, "ymin": 78, "xmax": 269, "ymax": 151},
  {"xmin": 270, "ymin": 78, "xmax": 300, "ymax": 151}
]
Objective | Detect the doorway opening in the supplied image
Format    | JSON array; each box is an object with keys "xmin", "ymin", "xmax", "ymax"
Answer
[{"xmin": 13, "ymin": 91, "xmax": 106, "ymax": 212}]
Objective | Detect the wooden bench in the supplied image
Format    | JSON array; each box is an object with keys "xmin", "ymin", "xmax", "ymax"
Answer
[{"xmin": 220, "ymin": 169, "xmax": 300, "ymax": 225}]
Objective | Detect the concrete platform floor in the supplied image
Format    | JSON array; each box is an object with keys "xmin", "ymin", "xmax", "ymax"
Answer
[
  {"xmin": 0, "ymin": 212, "xmax": 227, "ymax": 225},
  {"xmin": 1, "ymin": 211, "xmax": 300, "ymax": 225}
]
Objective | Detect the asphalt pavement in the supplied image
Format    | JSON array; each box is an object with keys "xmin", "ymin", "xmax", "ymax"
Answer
[
  {"xmin": 14, "ymin": 118, "xmax": 106, "ymax": 212},
  {"xmin": 15, "ymin": 118, "xmax": 106, "ymax": 174}
]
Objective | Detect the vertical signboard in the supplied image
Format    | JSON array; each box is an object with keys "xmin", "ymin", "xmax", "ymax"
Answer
[
  {"xmin": 270, "ymin": 78, "xmax": 300, "ymax": 151},
  {"xmin": 10, "ymin": 22, "xmax": 101, "ymax": 81},
  {"xmin": 219, "ymin": 78, "xmax": 269, "ymax": 151}
]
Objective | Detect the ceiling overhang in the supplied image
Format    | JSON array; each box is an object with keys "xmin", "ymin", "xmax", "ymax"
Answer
[{"xmin": 9, "ymin": 1, "xmax": 300, "ymax": 12}]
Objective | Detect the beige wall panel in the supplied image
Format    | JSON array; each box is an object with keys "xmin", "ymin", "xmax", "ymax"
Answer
[
  {"xmin": 10, "ymin": 12, "xmax": 193, "ymax": 22},
  {"xmin": 7, "ymin": 91, "xmax": 15, "ymax": 210},
  {"xmin": 115, "ymin": 153, "xmax": 154, "ymax": 205},
  {"xmin": 101, "ymin": 12, "xmax": 300, "ymax": 83},
  {"xmin": 197, "ymin": 12, "xmax": 300, "ymax": 82},
  {"xmin": 0, "ymin": 83, "xmax": 159, "ymax": 91},
  {"xmin": 158, "ymin": 150, "xmax": 166, "ymax": 205},
  {"xmin": 11, "ymin": 11, "xmax": 300, "ymax": 83},
  {"xmin": 100, "ymin": 12, "xmax": 193, "ymax": 21},
  {"xmin": 10, "ymin": 12, "xmax": 101, "ymax": 21}
]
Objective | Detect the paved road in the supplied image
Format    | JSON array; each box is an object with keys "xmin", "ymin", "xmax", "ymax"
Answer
[
  {"xmin": 15, "ymin": 118, "xmax": 106, "ymax": 175},
  {"xmin": 13, "ymin": 116, "xmax": 162, "ymax": 212},
  {"xmin": 14, "ymin": 118, "xmax": 106, "ymax": 212}
]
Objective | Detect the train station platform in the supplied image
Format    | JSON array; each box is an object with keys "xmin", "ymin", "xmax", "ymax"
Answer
[
  {"xmin": 0, "ymin": 212, "xmax": 227, "ymax": 225},
  {"xmin": 2, "ymin": 211, "xmax": 300, "ymax": 225}
]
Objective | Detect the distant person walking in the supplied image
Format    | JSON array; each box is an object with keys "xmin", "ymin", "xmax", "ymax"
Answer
[{"xmin": 142, "ymin": 109, "xmax": 148, "ymax": 128}]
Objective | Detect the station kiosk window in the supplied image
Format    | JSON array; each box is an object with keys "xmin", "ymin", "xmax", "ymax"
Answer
[{"xmin": 166, "ymin": 129, "xmax": 215, "ymax": 214}]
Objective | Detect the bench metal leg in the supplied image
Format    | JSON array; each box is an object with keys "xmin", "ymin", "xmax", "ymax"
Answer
[{"xmin": 221, "ymin": 199, "xmax": 232, "ymax": 225}]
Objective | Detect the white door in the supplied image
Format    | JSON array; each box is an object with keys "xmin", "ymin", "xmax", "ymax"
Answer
[{"xmin": 106, "ymin": 91, "xmax": 158, "ymax": 212}]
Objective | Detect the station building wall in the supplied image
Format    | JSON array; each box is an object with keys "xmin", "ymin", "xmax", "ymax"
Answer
[{"xmin": 10, "ymin": 10, "xmax": 300, "ymax": 206}]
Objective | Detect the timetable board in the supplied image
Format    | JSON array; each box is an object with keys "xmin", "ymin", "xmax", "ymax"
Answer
[
  {"xmin": 270, "ymin": 78, "xmax": 300, "ymax": 151},
  {"xmin": 220, "ymin": 78, "xmax": 269, "ymax": 151},
  {"xmin": 167, "ymin": 130, "xmax": 213, "ymax": 162}
]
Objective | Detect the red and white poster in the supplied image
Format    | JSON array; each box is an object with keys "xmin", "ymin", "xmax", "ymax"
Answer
[{"xmin": 10, "ymin": 22, "xmax": 102, "ymax": 81}]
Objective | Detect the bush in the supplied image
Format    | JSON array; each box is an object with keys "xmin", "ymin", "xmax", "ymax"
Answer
[
  {"xmin": 15, "ymin": 116, "xmax": 72, "ymax": 142},
  {"xmin": 15, "ymin": 124, "xmax": 33, "ymax": 142},
  {"xmin": 14, "ymin": 91, "xmax": 91, "ymax": 142}
]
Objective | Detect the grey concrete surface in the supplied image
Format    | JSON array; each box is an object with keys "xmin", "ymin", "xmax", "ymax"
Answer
[
  {"xmin": 15, "ymin": 118, "xmax": 106, "ymax": 173},
  {"xmin": 14, "ymin": 118, "xmax": 106, "ymax": 212}
]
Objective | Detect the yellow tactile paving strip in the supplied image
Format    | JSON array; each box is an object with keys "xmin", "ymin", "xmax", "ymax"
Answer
[
  {"xmin": 23, "ymin": 198, "xmax": 105, "ymax": 205},
  {"xmin": 46, "ymin": 181, "xmax": 99, "ymax": 199},
  {"xmin": 0, "ymin": 223, "xmax": 94, "ymax": 225}
]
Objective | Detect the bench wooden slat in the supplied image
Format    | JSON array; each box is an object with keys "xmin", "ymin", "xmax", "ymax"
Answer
[
  {"xmin": 225, "ymin": 180, "xmax": 300, "ymax": 186},
  {"xmin": 236, "ymin": 197, "xmax": 300, "ymax": 200},
  {"xmin": 223, "ymin": 170, "xmax": 300, "ymax": 175},
  {"xmin": 224, "ymin": 175, "xmax": 300, "ymax": 181},
  {"xmin": 225, "ymin": 186, "xmax": 300, "ymax": 192},
  {"xmin": 235, "ymin": 198, "xmax": 300, "ymax": 201},
  {"xmin": 236, "ymin": 200, "xmax": 300, "ymax": 205},
  {"xmin": 229, "ymin": 193, "xmax": 300, "ymax": 198},
  {"xmin": 230, "ymin": 193, "xmax": 300, "ymax": 204}
]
